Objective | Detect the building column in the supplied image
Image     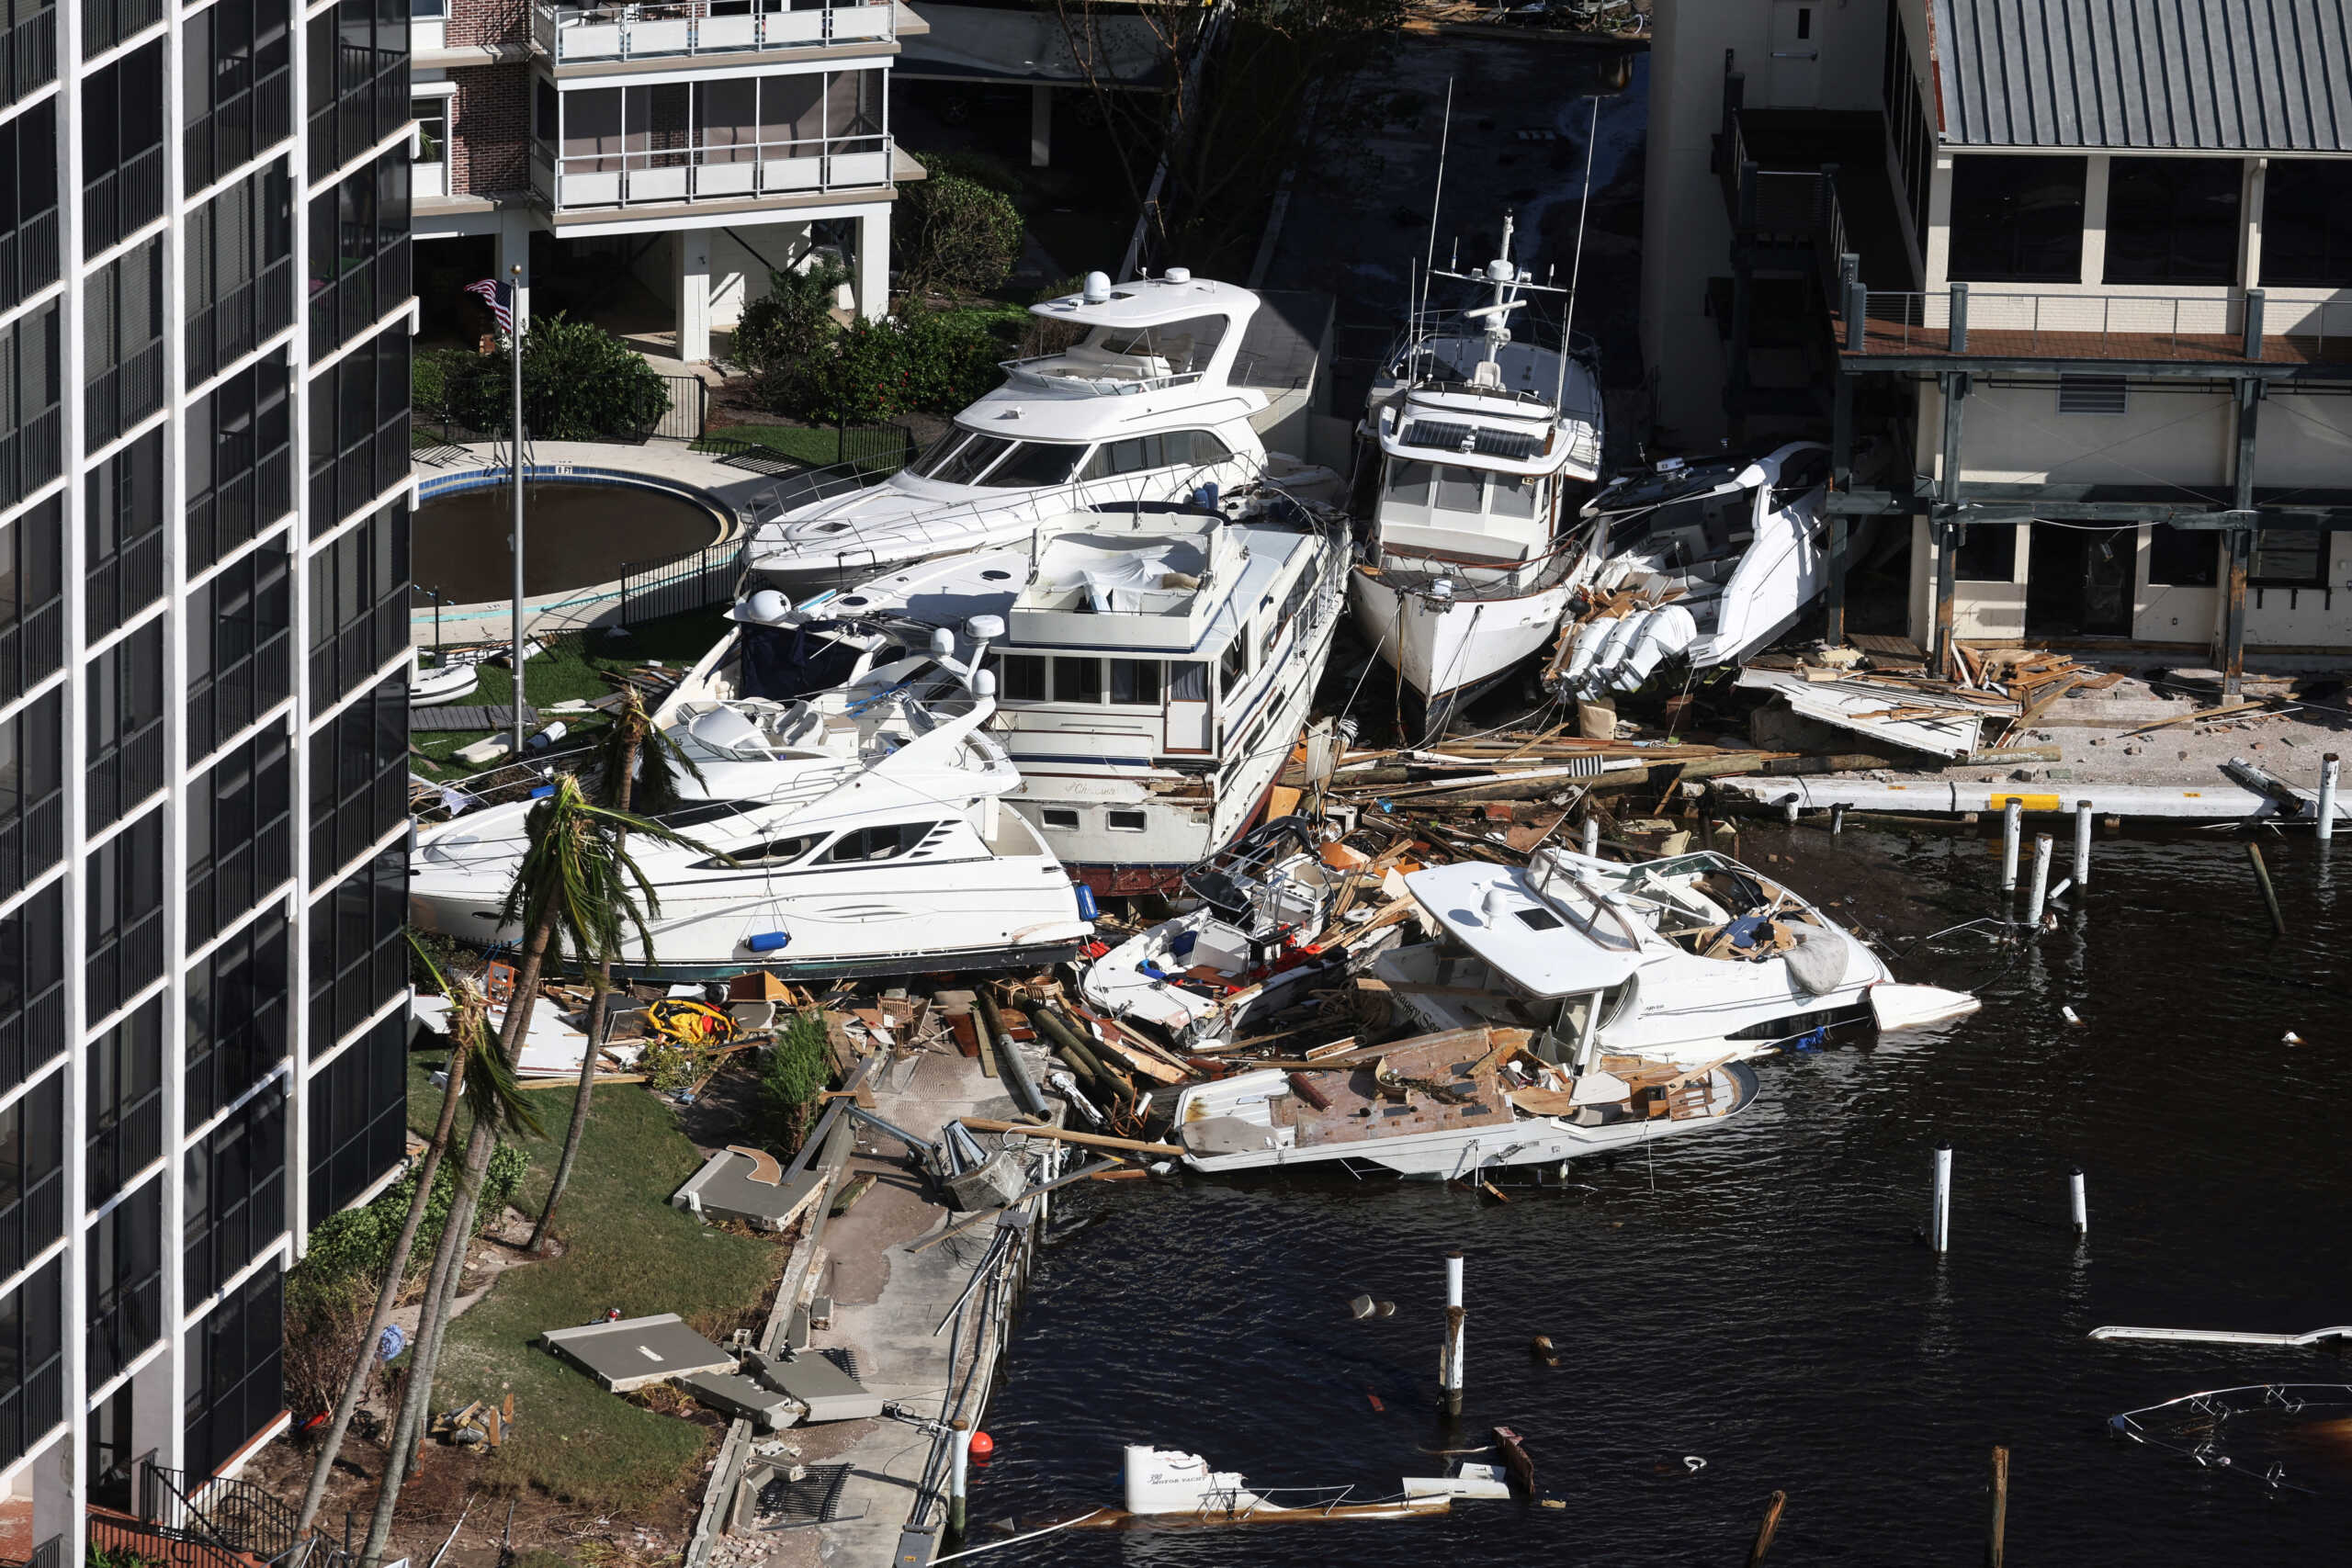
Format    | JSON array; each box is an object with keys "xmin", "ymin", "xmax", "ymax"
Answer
[
  {"xmin": 1826, "ymin": 371, "xmax": 1853, "ymax": 645},
  {"xmin": 2079, "ymin": 154, "xmax": 2110, "ymax": 286},
  {"xmin": 1933, "ymin": 370, "xmax": 1971, "ymax": 675},
  {"xmin": 1031, "ymin": 85, "xmax": 1053, "ymax": 168},
  {"xmin": 495, "ymin": 209, "xmax": 532, "ymax": 333},
  {"xmin": 854, "ymin": 208, "xmax": 888, "ymax": 321},
  {"xmin": 677, "ymin": 230, "xmax": 713, "ymax": 364},
  {"xmin": 2223, "ymin": 378, "xmax": 2261, "ymax": 695}
]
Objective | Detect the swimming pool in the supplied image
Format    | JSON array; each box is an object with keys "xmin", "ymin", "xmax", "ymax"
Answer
[{"xmin": 412, "ymin": 477, "xmax": 729, "ymax": 604}]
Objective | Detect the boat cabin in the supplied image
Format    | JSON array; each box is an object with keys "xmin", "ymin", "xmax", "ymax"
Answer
[{"xmin": 1008, "ymin": 269, "xmax": 1261, "ymax": 396}]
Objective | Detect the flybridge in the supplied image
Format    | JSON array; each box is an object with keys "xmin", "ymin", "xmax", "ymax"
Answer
[{"xmin": 998, "ymin": 269, "xmax": 1262, "ymax": 399}]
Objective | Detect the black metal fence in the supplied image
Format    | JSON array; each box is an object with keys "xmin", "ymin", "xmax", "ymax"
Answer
[
  {"xmin": 619, "ymin": 540, "xmax": 740, "ymax": 626},
  {"xmin": 653, "ymin": 372, "xmax": 707, "ymax": 440},
  {"xmin": 413, "ymin": 365, "xmax": 709, "ymax": 451}
]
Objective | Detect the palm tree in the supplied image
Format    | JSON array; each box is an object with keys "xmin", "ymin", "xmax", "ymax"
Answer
[
  {"xmin": 359, "ymin": 775, "xmax": 705, "ymax": 1567},
  {"xmin": 291, "ymin": 942, "xmax": 535, "ymax": 1542},
  {"xmin": 527, "ymin": 690, "xmax": 700, "ymax": 1254}
]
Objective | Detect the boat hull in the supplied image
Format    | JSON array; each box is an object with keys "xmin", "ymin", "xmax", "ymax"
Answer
[{"xmin": 1349, "ymin": 567, "xmax": 1570, "ymax": 716}]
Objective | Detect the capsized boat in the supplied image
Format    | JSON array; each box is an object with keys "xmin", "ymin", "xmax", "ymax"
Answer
[
  {"xmin": 410, "ymin": 651, "xmax": 481, "ymax": 706},
  {"xmin": 1370, "ymin": 847, "xmax": 1976, "ymax": 1059},
  {"xmin": 741, "ymin": 269, "xmax": 1337, "ymax": 598},
  {"xmin": 1171, "ymin": 1024, "xmax": 1757, "ymax": 1178},
  {"xmin": 1086, "ymin": 1445, "xmax": 1452, "ymax": 1523},
  {"xmin": 409, "ymin": 630, "xmax": 1096, "ymax": 980},
  {"xmin": 718, "ymin": 503, "xmax": 1351, "ymax": 894},
  {"xmin": 1350, "ymin": 212, "xmax": 1607, "ymax": 734},
  {"xmin": 1549, "ymin": 442, "xmax": 1832, "ymax": 700}
]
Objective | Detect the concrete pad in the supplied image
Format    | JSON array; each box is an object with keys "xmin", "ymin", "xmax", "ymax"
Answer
[
  {"xmin": 540, "ymin": 1313, "xmax": 739, "ymax": 1393},
  {"xmin": 678, "ymin": 1371, "xmax": 801, "ymax": 1431},
  {"xmin": 760, "ymin": 1353, "xmax": 883, "ymax": 1423},
  {"xmin": 674, "ymin": 1148, "xmax": 828, "ymax": 1232}
]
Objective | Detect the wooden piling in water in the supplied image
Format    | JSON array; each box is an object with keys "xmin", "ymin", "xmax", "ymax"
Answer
[
  {"xmin": 1747, "ymin": 1490, "xmax": 1788, "ymax": 1566},
  {"xmin": 2321, "ymin": 754, "xmax": 2341, "ymax": 842},
  {"xmin": 1930, "ymin": 1145, "xmax": 1952, "ymax": 1254},
  {"xmin": 1985, "ymin": 1446, "xmax": 2008, "ymax": 1568},
  {"xmin": 2246, "ymin": 843, "xmax": 2288, "ymax": 936}
]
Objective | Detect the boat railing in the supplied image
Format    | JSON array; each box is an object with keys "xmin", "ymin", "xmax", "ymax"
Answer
[{"xmin": 995, "ymin": 355, "xmax": 1210, "ymax": 397}]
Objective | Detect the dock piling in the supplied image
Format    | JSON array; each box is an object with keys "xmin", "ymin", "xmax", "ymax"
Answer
[
  {"xmin": 2321, "ymin": 754, "xmax": 2341, "ymax": 841},
  {"xmin": 949, "ymin": 1418, "xmax": 970, "ymax": 1537},
  {"xmin": 1930, "ymin": 1145, "xmax": 1952, "ymax": 1254},
  {"xmin": 2246, "ymin": 843, "xmax": 2288, "ymax": 936},
  {"xmin": 1440, "ymin": 1252, "xmax": 1465, "ymax": 1417},
  {"xmin": 1582, "ymin": 817, "xmax": 1600, "ymax": 859},
  {"xmin": 1747, "ymin": 1490, "xmax": 1788, "ymax": 1566},
  {"xmin": 1985, "ymin": 1446, "xmax": 2009, "ymax": 1568},
  {"xmin": 2000, "ymin": 801, "xmax": 2022, "ymax": 892},
  {"xmin": 1830, "ymin": 803, "xmax": 1846, "ymax": 835},
  {"xmin": 2024, "ymin": 834, "xmax": 2054, "ymax": 927},
  {"xmin": 2074, "ymin": 800, "xmax": 2092, "ymax": 886},
  {"xmin": 2069, "ymin": 1168, "xmax": 2088, "ymax": 1236}
]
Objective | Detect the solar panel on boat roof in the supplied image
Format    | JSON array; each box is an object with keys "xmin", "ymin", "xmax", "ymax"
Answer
[
  {"xmin": 1474, "ymin": 428, "xmax": 1543, "ymax": 460},
  {"xmin": 1402, "ymin": 420, "xmax": 1543, "ymax": 461},
  {"xmin": 1403, "ymin": 419, "xmax": 1476, "ymax": 452}
]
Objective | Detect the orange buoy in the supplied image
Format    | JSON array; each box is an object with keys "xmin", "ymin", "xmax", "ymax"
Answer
[{"xmin": 968, "ymin": 1430, "xmax": 995, "ymax": 1460}]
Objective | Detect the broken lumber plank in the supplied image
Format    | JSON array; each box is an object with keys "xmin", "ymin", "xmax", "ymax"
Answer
[{"xmin": 958, "ymin": 1118, "xmax": 1185, "ymax": 1157}]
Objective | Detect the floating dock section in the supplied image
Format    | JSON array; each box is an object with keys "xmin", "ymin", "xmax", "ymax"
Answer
[{"xmin": 1713, "ymin": 775, "xmax": 2280, "ymax": 822}]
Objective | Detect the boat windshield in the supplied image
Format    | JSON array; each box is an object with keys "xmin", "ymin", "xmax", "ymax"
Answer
[
  {"xmin": 1082, "ymin": 312, "xmax": 1227, "ymax": 376},
  {"xmin": 1522, "ymin": 857, "xmax": 1645, "ymax": 953}
]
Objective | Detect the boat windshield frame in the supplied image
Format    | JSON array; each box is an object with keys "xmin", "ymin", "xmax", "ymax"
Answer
[{"xmin": 1524, "ymin": 855, "xmax": 1647, "ymax": 953}]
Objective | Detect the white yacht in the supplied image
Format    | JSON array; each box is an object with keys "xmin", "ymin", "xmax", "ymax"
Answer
[
  {"xmin": 1551, "ymin": 444, "xmax": 1833, "ymax": 700},
  {"xmin": 714, "ymin": 505, "xmax": 1350, "ymax": 894},
  {"xmin": 1350, "ymin": 214, "xmax": 1607, "ymax": 734},
  {"xmin": 408, "ymin": 635, "xmax": 1096, "ymax": 981},
  {"xmin": 1370, "ymin": 848, "xmax": 1977, "ymax": 1060},
  {"xmin": 741, "ymin": 270, "xmax": 1333, "ymax": 598}
]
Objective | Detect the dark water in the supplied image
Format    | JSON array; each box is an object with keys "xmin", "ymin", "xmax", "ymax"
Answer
[
  {"xmin": 412, "ymin": 480, "xmax": 721, "ymax": 604},
  {"xmin": 977, "ymin": 829, "xmax": 2352, "ymax": 1562}
]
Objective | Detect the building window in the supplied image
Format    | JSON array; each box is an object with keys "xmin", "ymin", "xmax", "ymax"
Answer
[
  {"xmin": 0, "ymin": 493, "xmax": 62, "ymax": 694},
  {"xmin": 308, "ymin": 149, "xmax": 410, "ymax": 357},
  {"xmin": 0, "ymin": 299, "xmax": 62, "ymax": 507},
  {"xmin": 187, "ymin": 160, "xmax": 294, "ymax": 387},
  {"xmin": 1946, "ymin": 155, "xmax": 2086, "ymax": 284},
  {"xmin": 306, "ymin": 323, "xmax": 410, "ymax": 533},
  {"xmin": 189, "ymin": 544, "xmax": 292, "ymax": 761},
  {"xmin": 306, "ymin": 0, "xmax": 408, "ymax": 184},
  {"xmin": 187, "ymin": 912, "xmax": 289, "ymax": 1125},
  {"xmin": 85, "ymin": 619, "xmax": 164, "ymax": 833},
  {"xmin": 308, "ymin": 673, "xmax": 405, "ymax": 883},
  {"xmin": 184, "ymin": 1081, "xmax": 286, "ymax": 1308},
  {"xmin": 0, "ymin": 1067, "xmax": 62, "ymax": 1278},
  {"xmin": 0, "ymin": 1255, "xmax": 62, "ymax": 1471},
  {"xmin": 187, "ymin": 353, "xmax": 294, "ymax": 570},
  {"xmin": 2250, "ymin": 530, "xmax": 2326, "ymax": 589},
  {"xmin": 86, "ymin": 807, "xmax": 163, "ymax": 1016},
  {"xmin": 2259, "ymin": 160, "xmax": 2352, "ymax": 288},
  {"xmin": 86, "ymin": 1174, "xmax": 162, "ymax": 1387},
  {"xmin": 0, "ymin": 1, "xmax": 58, "ymax": 109},
  {"xmin": 86, "ymin": 997, "xmax": 162, "ymax": 1205},
  {"xmin": 83, "ymin": 0, "xmax": 161, "ymax": 56},
  {"xmin": 0, "ymin": 881, "xmax": 62, "ymax": 1092},
  {"xmin": 2146, "ymin": 525, "xmax": 2218, "ymax": 588},
  {"xmin": 413, "ymin": 96, "xmax": 446, "ymax": 163},
  {"xmin": 188, "ymin": 724, "xmax": 293, "ymax": 947},
  {"xmin": 183, "ymin": 0, "xmax": 293, "ymax": 197},
  {"xmin": 308, "ymin": 1008, "xmax": 405, "ymax": 1226},
  {"xmin": 0, "ymin": 99, "xmax": 58, "ymax": 313},
  {"xmin": 2105, "ymin": 157, "xmax": 2243, "ymax": 287},
  {"xmin": 1952, "ymin": 523, "xmax": 2017, "ymax": 583},
  {"xmin": 308, "ymin": 845, "xmax": 405, "ymax": 1049},
  {"xmin": 84, "ymin": 427, "xmax": 164, "ymax": 637},
  {"xmin": 83, "ymin": 235, "xmax": 165, "ymax": 451},
  {"xmin": 0, "ymin": 688, "xmax": 62, "ymax": 899},
  {"xmin": 185, "ymin": 1264, "xmax": 282, "ymax": 1480},
  {"xmin": 309, "ymin": 503, "xmax": 410, "ymax": 704},
  {"xmin": 80, "ymin": 39, "xmax": 165, "ymax": 254}
]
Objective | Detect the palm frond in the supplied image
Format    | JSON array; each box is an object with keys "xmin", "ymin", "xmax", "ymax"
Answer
[{"xmin": 409, "ymin": 932, "xmax": 546, "ymax": 1140}]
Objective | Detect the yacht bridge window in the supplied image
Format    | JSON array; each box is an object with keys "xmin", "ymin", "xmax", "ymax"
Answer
[
  {"xmin": 1612, "ymin": 487, "xmax": 1753, "ymax": 561},
  {"xmin": 910, "ymin": 431, "xmax": 1085, "ymax": 488},
  {"xmin": 1385, "ymin": 459, "xmax": 1547, "ymax": 523},
  {"xmin": 1079, "ymin": 429, "xmax": 1234, "ymax": 480},
  {"xmin": 697, "ymin": 833, "xmax": 819, "ymax": 870},
  {"xmin": 822, "ymin": 822, "xmax": 940, "ymax": 863},
  {"xmin": 1081, "ymin": 313, "xmax": 1227, "ymax": 377}
]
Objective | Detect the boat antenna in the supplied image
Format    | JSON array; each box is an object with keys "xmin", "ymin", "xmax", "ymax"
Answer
[
  {"xmin": 1419, "ymin": 78, "xmax": 1454, "ymax": 370},
  {"xmin": 1555, "ymin": 95, "xmax": 1600, "ymax": 413}
]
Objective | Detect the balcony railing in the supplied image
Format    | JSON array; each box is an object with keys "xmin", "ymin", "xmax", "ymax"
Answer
[
  {"xmin": 0, "ymin": 3, "xmax": 54, "ymax": 106},
  {"xmin": 187, "ymin": 256, "xmax": 294, "ymax": 384},
  {"xmin": 84, "ymin": 142, "xmax": 164, "ymax": 254},
  {"xmin": 531, "ymin": 0, "xmax": 893, "ymax": 62},
  {"xmin": 1839, "ymin": 283, "xmax": 2352, "ymax": 367},
  {"xmin": 0, "ymin": 206, "xmax": 59, "ymax": 312},
  {"xmin": 532, "ymin": 130, "xmax": 892, "ymax": 209},
  {"xmin": 85, "ymin": 338, "xmax": 164, "ymax": 447}
]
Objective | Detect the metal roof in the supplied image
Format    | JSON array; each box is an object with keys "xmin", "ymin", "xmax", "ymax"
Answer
[{"xmin": 1934, "ymin": 0, "xmax": 2352, "ymax": 152}]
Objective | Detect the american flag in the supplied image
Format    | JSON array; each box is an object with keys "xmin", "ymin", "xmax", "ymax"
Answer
[{"xmin": 465, "ymin": 277, "xmax": 514, "ymax": 335}]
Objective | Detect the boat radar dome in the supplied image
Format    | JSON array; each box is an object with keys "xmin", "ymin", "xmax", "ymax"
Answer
[
  {"xmin": 965, "ymin": 614, "xmax": 1006, "ymax": 641},
  {"xmin": 1163, "ymin": 266, "xmax": 1192, "ymax": 284},
  {"xmin": 973, "ymin": 669, "xmax": 996, "ymax": 698},
  {"xmin": 1082, "ymin": 271, "xmax": 1113, "ymax": 303},
  {"xmin": 1487, "ymin": 258, "xmax": 1513, "ymax": 282},
  {"xmin": 1481, "ymin": 887, "xmax": 1514, "ymax": 926},
  {"xmin": 742, "ymin": 588, "xmax": 787, "ymax": 624},
  {"xmin": 930, "ymin": 626, "xmax": 956, "ymax": 657}
]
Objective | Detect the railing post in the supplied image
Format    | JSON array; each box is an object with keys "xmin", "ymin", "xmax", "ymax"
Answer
[
  {"xmin": 1949, "ymin": 281, "xmax": 1969, "ymax": 355},
  {"xmin": 1737, "ymin": 160, "xmax": 1758, "ymax": 231},
  {"xmin": 2242, "ymin": 287, "xmax": 2266, "ymax": 360},
  {"xmin": 1845, "ymin": 278, "xmax": 1867, "ymax": 351}
]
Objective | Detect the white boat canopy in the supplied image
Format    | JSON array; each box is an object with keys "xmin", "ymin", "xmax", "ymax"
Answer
[{"xmin": 1402, "ymin": 858, "xmax": 1644, "ymax": 998}]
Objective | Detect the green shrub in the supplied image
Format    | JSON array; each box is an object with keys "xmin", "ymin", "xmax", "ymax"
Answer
[
  {"xmin": 734, "ymin": 262, "xmax": 850, "ymax": 416},
  {"xmin": 894, "ymin": 174, "xmax": 1023, "ymax": 302},
  {"xmin": 290, "ymin": 1141, "xmax": 532, "ymax": 1318},
  {"xmin": 800, "ymin": 315, "xmax": 912, "ymax": 424},
  {"xmin": 433, "ymin": 313, "xmax": 671, "ymax": 439},
  {"xmin": 759, "ymin": 1011, "xmax": 833, "ymax": 1155},
  {"xmin": 898, "ymin": 308, "xmax": 1011, "ymax": 414}
]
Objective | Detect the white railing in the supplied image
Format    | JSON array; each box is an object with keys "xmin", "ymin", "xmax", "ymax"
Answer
[
  {"xmin": 532, "ymin": 131, "xmax": 892, "ymax": 209},
  {"xmin": 530, "ymin": 0, "xmax": 892, "ymax": 62}
]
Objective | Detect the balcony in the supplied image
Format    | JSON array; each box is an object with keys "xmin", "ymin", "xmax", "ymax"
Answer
[
  {"xmin": 531, "ymin": 0, "xmax": 893, "ymax": 64},
  {"xmin": 1838, "ymin": 285, "xmax": 2352, "ymax": 369},
  {"xmin": 532, "ymin": 130, "xmax": 893, "ymax": 211}
]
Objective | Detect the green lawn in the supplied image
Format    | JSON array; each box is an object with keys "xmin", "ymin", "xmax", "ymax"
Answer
[
  {"xmin": 692, "ymin": 424, "xmax": 845, "ymax": 467},
  {"xmin": 406, "ymin": 1058, "xmax": 784, "ymax": 1510}
]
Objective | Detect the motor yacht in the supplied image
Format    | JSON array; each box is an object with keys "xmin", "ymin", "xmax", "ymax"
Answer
[
  {"xmin": 1349, "ymin": 214, "xmax": 1607, "ymax": 735},
  {"xmin": 1369, "ymin": 847, "xmax": 1976, "ymax": 1060},
  {"xmin": 409, "ymin": 633, "xmax": 1096, "ymax": 980},
  {"xmin": 741, "ymin": 270, "xmax": 1336, "ymax": 598}
]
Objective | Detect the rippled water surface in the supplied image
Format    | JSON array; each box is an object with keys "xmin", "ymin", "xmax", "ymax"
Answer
[{"xmin": 974, "ymin": 829, "xmax": 2352, "ymax": 1563}]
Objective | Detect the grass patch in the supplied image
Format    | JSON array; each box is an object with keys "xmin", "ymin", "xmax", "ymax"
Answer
[
  {"xmin": 692, "ymin": 424, "xmax": 846, "ymax": 468},
  {"xmin": 412, "ymin": 1058, "xmax": 783, "ymax": 1510}
]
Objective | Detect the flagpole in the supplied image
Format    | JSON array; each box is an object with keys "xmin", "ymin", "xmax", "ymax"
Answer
[{"xmin": 509, "ymin": 263, "xmax": 526, "ymax": 757}]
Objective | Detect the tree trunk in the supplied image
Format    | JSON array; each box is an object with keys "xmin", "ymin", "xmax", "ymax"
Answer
[
  {"xmin": 527, "ymin": 728, "xmax": 645, "ymax": 1253},
  {"xmin": 292, "ymin": 1035, "xmax": 470, "ymax": 1540}
]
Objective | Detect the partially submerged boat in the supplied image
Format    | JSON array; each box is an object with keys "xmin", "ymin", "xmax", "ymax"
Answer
[
  {"xmin": 410, "ymin": 633, "xmax": 1096, "ymax": 980},
  {"xmin": 1550, "ymin": 443, "xmax": 1833, "ymax": 701},
  {"xmin": 1350, "ymin": 214, "xmax": 1607, "ymax": 733},
  {"xmin": 1082, "ymin": 1445, "xmax": 1452, "ymax": 1524},
  {"xmin": 741, "ymin": 270, "xmax": 1334, "ymax": 598},
  {"xmin": 718, "ymin": 505, "xmax": 1351, "ymax": 893},
  {"xmin": 1171, "ymin": 1023, "xmax": 1757, "ymax": 1179},
  {"xmin": 1370, "ymin": 847, "xmax": 1976, "ymax": 1059}
]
